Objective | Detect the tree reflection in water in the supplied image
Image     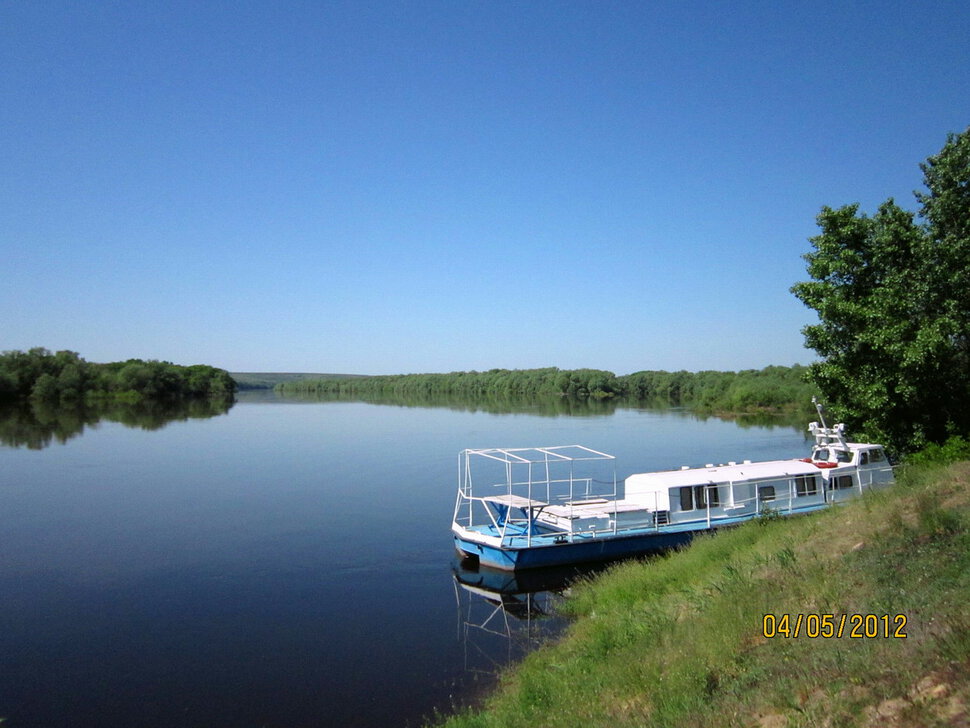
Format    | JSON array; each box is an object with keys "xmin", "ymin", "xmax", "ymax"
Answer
[
  {"xmin": 276, "ymin": 389, "xmax": 807, "ymax": 428},
  {"xmin": 0, "ymin": 398, "xmax": 234, "ymax": 450}
]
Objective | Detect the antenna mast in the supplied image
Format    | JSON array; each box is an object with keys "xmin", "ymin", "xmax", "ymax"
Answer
[{"xmin": 808, "ymin": 397, "xmax": 847, "ymax": 449}]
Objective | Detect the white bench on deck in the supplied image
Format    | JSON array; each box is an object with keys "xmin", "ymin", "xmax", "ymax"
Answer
[
  {"xmin": 481, "ymin": 494, "xmax": 549, "ymax": 509},
  {"xmin": 544, "ymin": 498, "xmax": 652, "ymax": 520}
]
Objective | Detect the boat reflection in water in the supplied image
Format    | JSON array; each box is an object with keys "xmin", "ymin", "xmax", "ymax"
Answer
[{"xmin": 451, "ymin": 559, "xmax": 612, "ymax": 675}]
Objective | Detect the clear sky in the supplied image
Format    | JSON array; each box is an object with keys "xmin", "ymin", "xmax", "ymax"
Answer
[{"xmin": 3, "ymin": 2, "xmax": 969, "ymax": 375}]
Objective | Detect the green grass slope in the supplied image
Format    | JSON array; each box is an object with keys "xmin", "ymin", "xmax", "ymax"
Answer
[{"xmin": 439, "ymin": 462, "xmax": 970, "ymax": 728}]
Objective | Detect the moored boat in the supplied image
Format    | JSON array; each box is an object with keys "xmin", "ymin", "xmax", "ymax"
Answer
[{"xmin": 451, "ymin": 404, "xmax": 894, "ymax": 571}]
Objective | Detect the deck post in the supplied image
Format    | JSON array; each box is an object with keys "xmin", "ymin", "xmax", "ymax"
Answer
[
  {"xmin": 467, "ymin": 452, "xmax": 474, "ymax": 525},
  {"xmin": 527, "ymin": 461, "xmax": 533, "ymax": 548},
  {"xmin": 569, "ymin": 461, "xmax": 574, "ymax": 506},
  {"xmin": 545, "ymin": 458, "xmax": 551, "ymax": 504}
]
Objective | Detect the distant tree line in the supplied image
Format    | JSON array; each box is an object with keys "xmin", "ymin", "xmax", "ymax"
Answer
[
  {"xmin": 621, "ymin": 365, "xmax": 814, "ymax": 412},
  {"xmin": 275, "ymin": 365, "xmax": 814, "ymax": 414},
  {"xmin": 230, "ymin": 372, "xmax": 367, "ymax": 390},
  {"xmin": 0, "ymin": 348, "xmax": 236, "ymax": 405}
]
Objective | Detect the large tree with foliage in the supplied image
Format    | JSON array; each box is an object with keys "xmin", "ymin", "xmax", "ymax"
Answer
[
  {"xmin": 0, "ymin": 348, "xmax": 237, "ymax": 404},
  {"xmin": 792, "ymin": 126, "xmax": 970, "ymax": 453}
]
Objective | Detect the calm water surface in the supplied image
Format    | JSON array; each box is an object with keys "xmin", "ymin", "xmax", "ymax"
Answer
[{"xmin": 0, "ymin": 394, "xmax": 808, "ymax": 727}]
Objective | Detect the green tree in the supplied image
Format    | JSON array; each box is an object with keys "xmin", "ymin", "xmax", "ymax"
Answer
[
  {"xmin": 792, "ymin": 126, "xmax": 970, "ymax": 453},
  {"xmin": 57, "ymin": 363, "xmax": 83, "ymax": 401},
  {"xmin": 30, "ymin": 373, "xmax": 59, "ymax": 402},
  {"xmin": 916, "ymin": 127, "xmax": 970, "ymax": 388}
]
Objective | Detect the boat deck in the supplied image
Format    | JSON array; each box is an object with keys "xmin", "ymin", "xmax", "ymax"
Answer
[
  {"xmin": 543, "ymin": 498, "xmax": 652, "ymax": 520},
  {"xmin": 460, "ymin": 499, "xmax": 832, "ymax": 551}
]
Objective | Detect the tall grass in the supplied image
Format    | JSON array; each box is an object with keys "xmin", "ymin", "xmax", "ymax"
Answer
[{"xmin": 436, "ymin": 462, "xmax": 970, "ymax": 728}]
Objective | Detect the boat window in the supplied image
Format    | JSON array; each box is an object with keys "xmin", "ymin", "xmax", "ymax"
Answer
[
  {"xmin": 693, "ymin": 486, "xmax": 706, "ymax": 509},
  {"xmin": 795, "ymin": 474, "xmax": 819, "ymax": 496},
  {"xmin": 870, "ymin": 449, "xmax": 886, "ymax": 462},
  {"xmin": 707, "ymin": 485, "xmax": 720, "ymax": 508},
  {"xmin": 679, "ymin": 486, "xmax": 694, "ymax": 511},
  {"xmin": 833, "ymin": 475, "xmax": 854, "ymax": 490},
  {"xmin": 814, "ymin": 448, "xmax": 829, "ymax": 461},
  {"xmin": 759, "ymin": 485, "xmax": 776, "ymax": 502},
  {"xmin": 835, "ymin": 450, "xmax": 852, "ymax": 463},
  {"xmin": 859, "ymin": 451, "xmax": 869, "ymax": 465},
  {"xmin": 679, "ymin": 485, "xmax": 719, "ymax": 510}
]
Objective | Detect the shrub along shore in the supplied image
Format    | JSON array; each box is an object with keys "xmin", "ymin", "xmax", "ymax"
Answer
[
  {"xmin": 0, "ymin": 347, "xmax": 236, "ymax": 404},
  {"xmin": 435, "ymin": 458, "xmax": 970, "ymax": 728}
]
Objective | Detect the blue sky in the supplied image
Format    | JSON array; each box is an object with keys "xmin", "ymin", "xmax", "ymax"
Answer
[{"xmin": 3, "ymin": 1, "xmax": 969, "ymax": 374}]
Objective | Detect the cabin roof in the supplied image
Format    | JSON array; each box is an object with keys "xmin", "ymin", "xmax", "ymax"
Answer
[
  {"xmin": 462, "ymin": 444, "xmax": 614, "ymax": 464},
  {"xmin": 625, "ymin": 458, "xmax": 821, "ymax": 489}
]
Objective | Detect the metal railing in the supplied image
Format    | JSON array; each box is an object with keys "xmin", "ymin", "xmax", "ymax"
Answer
[{"xmin": 454, "ymin": 449, "xmax": 896, "ymax": 547}]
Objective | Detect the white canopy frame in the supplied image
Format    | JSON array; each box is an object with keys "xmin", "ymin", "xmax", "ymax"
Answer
[{"xmin": 453, "ymin": 445, "xmax": 617, "ymax": 547}]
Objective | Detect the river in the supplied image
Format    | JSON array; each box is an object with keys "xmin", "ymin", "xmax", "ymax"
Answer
[{"xmin": 0, "ymin": 392, "xmax": 809, "ymax": 727}]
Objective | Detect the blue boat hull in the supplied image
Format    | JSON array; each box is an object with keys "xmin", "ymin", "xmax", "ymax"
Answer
[
  {"xmin": 454, "ymin": 502, "xmax": 837, "ymax": 571},
  {"xmin": 455, "ymin": 529, "xmax": 697, "ymax": 571}
]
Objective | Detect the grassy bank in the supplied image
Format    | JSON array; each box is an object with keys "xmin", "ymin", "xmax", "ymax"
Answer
[{"xmin": 438, "ymin": 462, "xmax": 970, "ymax": 727}]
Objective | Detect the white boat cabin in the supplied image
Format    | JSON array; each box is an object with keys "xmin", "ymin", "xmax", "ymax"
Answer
[{"xmin": 532, "ymin": 419, "xmax": 894, "ymax": 536}]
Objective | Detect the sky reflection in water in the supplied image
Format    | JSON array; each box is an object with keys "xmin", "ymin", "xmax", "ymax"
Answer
[{"xmin": 0, "ymin": 394, "xmax": 808, "ymax": 727}]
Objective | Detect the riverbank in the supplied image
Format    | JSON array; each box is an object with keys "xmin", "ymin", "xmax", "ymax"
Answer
[
  {"xmin": 275, "ymin": 365, "xmax": 815, "ymax": 416},
  {"xmin": 437, "ymin": 460, "xmax": 970, "ymax": 727},
  {"xmin": 0, "ymin": 348, "xmax": 236, "ymax": 404}
]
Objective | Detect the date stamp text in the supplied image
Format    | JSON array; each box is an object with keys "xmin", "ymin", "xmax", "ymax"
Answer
[{"xmin": 762, "ymin": 613, "xmax": 908, "ymax": 639}]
